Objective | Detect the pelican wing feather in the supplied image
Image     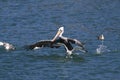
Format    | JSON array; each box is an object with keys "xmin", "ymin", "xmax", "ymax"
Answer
[{"xmin": 28, "ymin": 40, "xmax": 61, "ymax": 50}]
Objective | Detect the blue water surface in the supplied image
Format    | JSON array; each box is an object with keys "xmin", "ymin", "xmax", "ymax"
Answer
[{"xmin": 0, "ymin": 0, "xmax": 120, "ymax": 80}]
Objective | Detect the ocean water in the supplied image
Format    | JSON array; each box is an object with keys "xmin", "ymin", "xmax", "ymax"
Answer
[{"xmin": 0, "ymin": 0, "xmax": 120, "ymax": 80}]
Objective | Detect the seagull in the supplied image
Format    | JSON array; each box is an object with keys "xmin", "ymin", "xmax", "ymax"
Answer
[
  {"xmin": 98, "ymin": 34, "xmax": 104, "ymax": 41},
  {"xmin": 0, "ymin": 42, "xmax": 15, "ymax": 51}
]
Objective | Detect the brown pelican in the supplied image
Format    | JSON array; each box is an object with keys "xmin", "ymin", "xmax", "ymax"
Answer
[
  {"xmin": 0, "ymin": 42, "xmax": 15, "ymax": 51},
  {"xmin": 51, "ymin": 27, "xmax": 87, "ymax": 55},
  {"xmin": 27, "ymin": 27, "xmax": 87, "ymax": 56}
]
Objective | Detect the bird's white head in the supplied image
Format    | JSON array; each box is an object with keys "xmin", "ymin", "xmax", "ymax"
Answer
[
  {"xmin": 98, "ymin": 34, "xmax": 104, "ymax": 40},
  {"xmin": 58, "ymin": 27, "xmax": 64, "ymax": 36},
  {"xmin": 52, "ymin": 27, "xmax": 64, "ymax": 41},
  {"xmin": 59, "ymin": 27, "xmax": 64, "ymax": 31}
]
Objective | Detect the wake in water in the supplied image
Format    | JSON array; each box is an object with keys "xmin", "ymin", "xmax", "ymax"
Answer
[
  {"xmin": 96, "ymin": 44, "xmax": 110, "ymax": 54},
  {"xmin": 65, "ymin": 46, "xmax": 87, "ymax": 58}
]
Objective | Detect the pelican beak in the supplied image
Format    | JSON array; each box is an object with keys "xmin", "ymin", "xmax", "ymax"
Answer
[{"xmin": 52, "ymin": 30, "xmax": 62, "ymax": 42}]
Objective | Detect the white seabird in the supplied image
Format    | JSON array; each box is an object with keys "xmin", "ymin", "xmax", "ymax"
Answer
[{"xmin": 0, "ymin": 42, "xmax": 15, "ymax": 51}]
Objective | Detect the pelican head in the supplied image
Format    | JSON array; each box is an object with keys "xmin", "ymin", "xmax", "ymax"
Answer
[
  {"xmin": 58, "ymin": 27, "xmax": 64, "ymax": 37},
  {"xmin": 52, "ymin": 27, "xmax": 64, "ymax": 41}
]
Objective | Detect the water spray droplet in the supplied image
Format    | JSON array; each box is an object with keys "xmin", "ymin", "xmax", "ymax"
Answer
[{"xmin": 96, "ymin": 34, "xmax": 110, "ymax": 54}]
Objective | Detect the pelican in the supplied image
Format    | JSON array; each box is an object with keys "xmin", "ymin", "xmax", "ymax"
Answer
[
  {"xmin": 27, "ymin": 27, "xmax": 87, "ymax": 56},
  {"xmin": 0, "ymin": 42, "xmax": 15, "ymax": 51},
  {"xmin": 51, "ymin": 27, "xmax": 87, "ymax": 55}
]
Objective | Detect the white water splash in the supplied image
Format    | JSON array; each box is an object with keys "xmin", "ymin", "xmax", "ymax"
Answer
[{"xmin": 96, "ymin": 41, "xmax": 110, "ymax": 54}]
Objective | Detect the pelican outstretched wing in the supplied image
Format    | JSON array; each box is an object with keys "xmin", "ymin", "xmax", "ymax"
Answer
[
  {"xmin": 68, "ymin": 38, "xmax": 87, "ymax": 52},
  {"xmin": 27, "ymin": 40, "xmax": 61, "ymax": 50},
  {"xmin": 68, "ymin": 39, "xmax": 84, "ymax": 47}
]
